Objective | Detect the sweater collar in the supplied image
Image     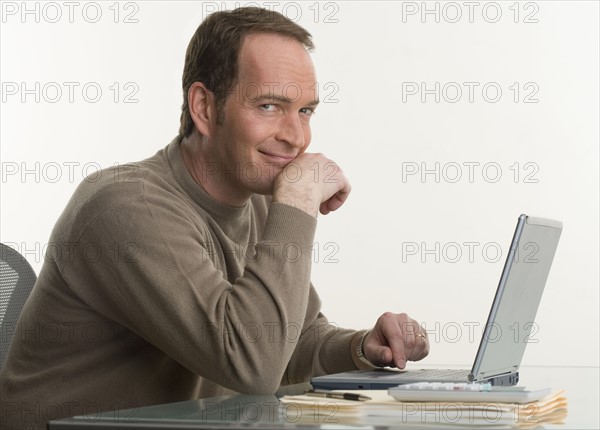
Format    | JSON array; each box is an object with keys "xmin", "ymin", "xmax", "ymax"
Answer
[{"xmin": 167, "ymin": 136, "xmax": 251, "ymax": 223}]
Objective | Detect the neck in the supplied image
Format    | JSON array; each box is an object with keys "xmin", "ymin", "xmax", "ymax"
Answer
[{"xmin": 180, "ymin": 134, "xmax": 251, "ymax": 207}]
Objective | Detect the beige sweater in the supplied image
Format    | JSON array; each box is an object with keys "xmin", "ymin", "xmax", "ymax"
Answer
[{"xmin": 0, "ymin": 137, "xmax": 368, "ymax": 430}]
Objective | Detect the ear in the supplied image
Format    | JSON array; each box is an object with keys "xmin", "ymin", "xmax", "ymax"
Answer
[{"xmin": 188, "ymin": 82, "xmax": 217, "ymax": 137}]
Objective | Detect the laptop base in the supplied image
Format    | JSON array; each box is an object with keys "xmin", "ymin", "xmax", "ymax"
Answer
[{"xmin": 311, "ymin": 368, "xmax": 519, "ymax": 390}]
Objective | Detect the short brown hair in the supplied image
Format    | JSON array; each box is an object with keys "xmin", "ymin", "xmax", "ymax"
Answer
[{"xmin": 178, "ymin": 7, "xmax": 314, "ymax": 138}]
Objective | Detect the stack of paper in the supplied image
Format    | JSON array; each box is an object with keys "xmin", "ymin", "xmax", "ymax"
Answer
[{"xmin": 279, "ymin": 390, "xmax": 567, "ymax": 427}]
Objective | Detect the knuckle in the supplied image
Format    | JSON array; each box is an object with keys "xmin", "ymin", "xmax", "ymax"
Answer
[
  {"xmin": 381, "ymin": 311, "xmax": 395, "ymax": 321},
  {"xmin": 406, "ymin": 320, "xmax": 416, "ymax": 330}
]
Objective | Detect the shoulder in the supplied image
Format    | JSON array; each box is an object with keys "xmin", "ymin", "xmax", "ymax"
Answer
[{"xmin": 51, "ymin": 148, "xmax": 198, "ymax": 243}]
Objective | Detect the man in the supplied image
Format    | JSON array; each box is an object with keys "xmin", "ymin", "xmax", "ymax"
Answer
[{"xmin": 0, "ymin": 7, "xmax": 429, "ymax": 430}]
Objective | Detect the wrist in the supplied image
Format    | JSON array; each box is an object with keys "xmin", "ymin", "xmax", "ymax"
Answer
[
  {"xmin": 272, "ymin": 183, "xmax": 319, "ymax": 218},
  {"xmin": 355, "ymin": 330, "xmax": 379, "ymax": 369}
]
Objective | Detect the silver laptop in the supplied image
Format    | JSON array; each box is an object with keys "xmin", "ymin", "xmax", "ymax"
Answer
[{"xmin": 311, "ymin": 214, "xmax": 562, "ymax": 389}]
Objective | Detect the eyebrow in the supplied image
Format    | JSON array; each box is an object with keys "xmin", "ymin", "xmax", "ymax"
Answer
[{"xmin": 251, "ymin": 94, "xmax": 320, "ymax": 107}]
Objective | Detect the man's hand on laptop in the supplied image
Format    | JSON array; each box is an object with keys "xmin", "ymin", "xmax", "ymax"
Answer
[{"xmin": 363, "ymin": 312, "xmax": 429, "ymax": 368}]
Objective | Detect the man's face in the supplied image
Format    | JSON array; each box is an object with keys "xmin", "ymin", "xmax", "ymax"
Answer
[{"xmin": 208, "ymin": 32, "xmax": 319, "ymax": 197}]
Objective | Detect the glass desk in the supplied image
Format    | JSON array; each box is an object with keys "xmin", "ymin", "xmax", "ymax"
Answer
[{"xmin": 48, "ymin": 366, "xmax": 599, "ymax": 429}]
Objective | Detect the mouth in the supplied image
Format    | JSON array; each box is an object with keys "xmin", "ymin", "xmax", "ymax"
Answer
[{"xmin": 258, "ymin": 150, "xmax": 296, "ymax": 163}]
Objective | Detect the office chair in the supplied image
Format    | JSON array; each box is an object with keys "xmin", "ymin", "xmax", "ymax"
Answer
[{"xmin": 0, "ymin": 243, "xmax": 37, "ymax": 369}]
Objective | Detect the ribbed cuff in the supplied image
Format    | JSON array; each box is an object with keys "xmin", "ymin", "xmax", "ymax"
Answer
[{"xmin": 262, "ymin": 203, "xmax": 317, "ymax": 252}]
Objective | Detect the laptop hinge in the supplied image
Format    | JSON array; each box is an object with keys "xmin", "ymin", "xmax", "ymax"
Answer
[
  {"xmin": 470, "ymin": 365, "xmax": 520, "ymax": 386},
  {"xmin": 470, "ymin": 371, "xmax": 519, "ymax": 386},
  {"xmin": 488, "ymin": 372, "xmax": 519, "ymax": 386}
]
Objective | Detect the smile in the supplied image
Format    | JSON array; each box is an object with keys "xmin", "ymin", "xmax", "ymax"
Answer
[{"xmin": 258, "ymin": 150, "xmax": 296, "ymax": 162}]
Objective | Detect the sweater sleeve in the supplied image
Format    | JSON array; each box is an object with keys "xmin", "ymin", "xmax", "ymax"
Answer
[
  {"xmin": 281, "ymin": 301, "xmax": 377, "ymax": 386},
  {"xmin": 55, "ymin": 193, "xmax": 319, "ymax": 394}
]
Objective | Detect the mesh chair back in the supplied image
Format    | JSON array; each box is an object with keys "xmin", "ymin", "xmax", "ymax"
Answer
[{"xmin": 0, "ymin": 243, "xmax": 37, "ymax": 368}]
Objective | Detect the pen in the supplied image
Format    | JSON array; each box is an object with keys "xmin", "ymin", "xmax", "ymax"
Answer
[{"xmin": 304, "ymin": 389, "xmax": 372, "ymax": 402}]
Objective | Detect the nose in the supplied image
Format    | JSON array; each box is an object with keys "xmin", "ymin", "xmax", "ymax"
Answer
[{"xmin": 275, "ymin": 112, "xmax": 306, "ymax": 149}]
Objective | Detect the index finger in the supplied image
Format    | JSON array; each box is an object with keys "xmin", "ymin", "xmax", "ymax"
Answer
[
  {"xmin": 320, "ymin": 177, "xmax": 351, "ymax": 214},
  {"xmin": 320, "ymin": 189, "xmax": 350, "ymax": 214},
  {"xmin": 379, "ymin": 314, "xmax": 407, "ymax": 368}
]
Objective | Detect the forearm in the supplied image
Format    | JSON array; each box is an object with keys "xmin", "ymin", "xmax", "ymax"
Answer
[{"xmin": 282, "ymin": 312, "xmax": 375, "ymax": 386}]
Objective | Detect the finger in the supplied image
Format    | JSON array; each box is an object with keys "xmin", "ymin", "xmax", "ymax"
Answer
[
  {"xmin": 379, "ymin": 313, "xmax": 407, "ymax": 368},
  {"xmin": 313, "ymin": 162, "xmax": 351, "ymax": 215},
  {"xmin": 319, "ymin": 194, "xmax": 345, "ymax": 215},
  {"xmin": 320, "ymin": 194, "xmax": 343, "ymax": 215},
  {"xmin": 402, "ymin": 321, "xmax": 420, "ymax": 363},
  {"xmin": 367, "ymin": 345, "xmax": 393, "ymax": 366},
  {"xmin": 415, "ymin": 331, "xmax": 430, "ymax": 360},
  {"xmin": 418, "ymin": 340, "xmax": 430, "ymax": 360},
  {"xmin": 330, "ymin": 188, "xmax": 351, "ymax": 211},
  {"xmin": 406, "ymin": 326, "xmax": 429, "ymax": 361},
  {"xmin": 363, "ymin": 325, "xmax": 398, "ymax": 366},
  {"xmin": 363, "ymin": 331, "xmax": 394, "ymax": 366},
  {"xmin": 320, "ymin": 182, "xmax": 351, "ymax": 215}
]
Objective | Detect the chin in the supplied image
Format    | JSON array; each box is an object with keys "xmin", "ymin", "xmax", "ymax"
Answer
[{"xmin": 247, "ymin": 180, "xmax": 275, "ymax": 197}]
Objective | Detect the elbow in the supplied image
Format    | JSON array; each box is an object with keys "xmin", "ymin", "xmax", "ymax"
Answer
[
  {"xmin": 218, "ymin": 369, "xmax": 283, "ymax": 395},
  {"xmin": 226, "ymin": 359, "xmax": 286, "ymax": 395},
  {"xmin": 244, "ymin": 374, "xmax": 283, "ymax": 395},
  {"xmin": 218, "ymin": 344, "xmax": 290, "ymax": 394},
  {"xmin": 212, "ymin": 313, "xmax": 297, "ymax": 394}
]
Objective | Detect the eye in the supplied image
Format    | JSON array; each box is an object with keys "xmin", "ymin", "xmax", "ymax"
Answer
[
  {"xmin": 260, "ymin": 104, "xmax": 276, "ymax": 111},
  {"xmin": 300, "ymin": 107, "xmax": 316, "ymax": 116}
]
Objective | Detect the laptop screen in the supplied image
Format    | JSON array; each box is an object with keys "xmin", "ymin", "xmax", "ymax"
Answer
[{"xmin": 470, "ymin": 215, "xmax": 562, "ymax": 382}]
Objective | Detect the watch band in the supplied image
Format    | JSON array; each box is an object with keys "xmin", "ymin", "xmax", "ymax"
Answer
[{"xmin": 356, "ymin": 330, "xmax": 378, "ymax": 368}]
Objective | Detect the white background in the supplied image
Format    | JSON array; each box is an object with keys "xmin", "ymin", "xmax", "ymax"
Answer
[{"xmin": 1, "ymin": 1, "xmax": 598, "ymax": 368}]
